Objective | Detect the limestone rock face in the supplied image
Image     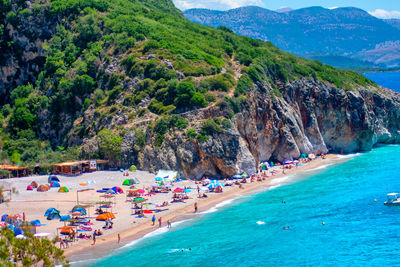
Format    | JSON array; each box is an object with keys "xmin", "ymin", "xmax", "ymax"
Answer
[{"xmin": 125, "ymin": 78, "xmax": 400, "ymax": 178}]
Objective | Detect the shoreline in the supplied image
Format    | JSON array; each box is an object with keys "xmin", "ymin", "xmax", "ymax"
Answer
[{"xmin": 66, "ymin": 154, "xmax": 353, "ymax": 265}]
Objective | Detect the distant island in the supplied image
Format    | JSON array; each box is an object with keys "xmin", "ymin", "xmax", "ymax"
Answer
[{"xmin": 184, "ymin": 6, "xmax": 400, "ymax": 70}]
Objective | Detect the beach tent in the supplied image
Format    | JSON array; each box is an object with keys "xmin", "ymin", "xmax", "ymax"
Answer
[
  {"xmin": 37, "ymin": 185, "xmax": 49, "ymax": 192},
  {"xmin": 122, "ymin": 179, "xmax": 135, "ymax": 186},
  {"xmin": 44, "ymin": 208, "xmax": 61, "ymax": 220},
  {"xmin": 71, "ymin": 206, "xmax": 87, "ymax": 216},
  {"xmin": 26, "ymin": 185, "xmax": 33, "ymax": 191},
  {"xmin": 155, "ymin": 170, "xmax": 178, "ymax": 183},
  {"xmin": 30, "ymin": 181, "xmax": 38, "ymax": 188},
  {"xmin": 48, "ymin": 175, "xmax": 60, "ymax": 183},
  {"xmin": 1, "ymin": 214, "xmax": 8, "ymax": 221},
  {"xmin": 112, "ymin": 186, "xmax": 124, "ymax": 194},
  {"xmin": 60, "ymin": 215, "xmax": 71, "ymax": 222},
  {"xmin": 50, "ymin": 181, "xmax": 60, "ymax": 188},
  {"xmin": 58, "ymin": 186, "xmax": 69, "ymax": 192}
]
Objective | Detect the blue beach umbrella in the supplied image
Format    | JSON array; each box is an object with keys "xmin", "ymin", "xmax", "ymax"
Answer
[
  {"xmin": 155, "ymin": 177, "xmax": 163, "ymax": 181},
  {"xmin": 233, "ymin": 175, "xmax": 242, "ymax": 179},
  {"xmin": 184, "ymin": 189, "xmax": 191, "ymax": 193}
]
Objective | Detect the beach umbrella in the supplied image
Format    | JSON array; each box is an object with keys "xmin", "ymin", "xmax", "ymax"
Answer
[
  {"xmin": 232, "ymin": 175, "xmax": 242, "ymax": 179},
  {"xmin": 203, "ymin": 179, "xmax": 211, "ymax": 184},
  {"xmin": 308, "ymin": 154, "xmax": 316, "ymax": 159},
  {"xmin": 132, "ymin": 198, "xmax": 146, "ymax": 203},
  {"xmin": 130, "ymin": 185, "xmax": 140, "ymax": 189},
  {"xmin": 207, "ymin": 183, "xmax": 216, "ymax": 189},
  {"xmin": 173, "ymin": 188, "xmax": 184, "ymax": 193},
  {"xmin": 184, "ymin": 189, "xmax": 191, "ymax": 193},
  {"xmin": 241, "ymin": 173, "xmax": 249, "ymax": 178},
  {"xmin": 164, "ymin": 184, "xmax": 172, "ymax": 188},
  {"xmin": 79, "ymin": 182, "xmax": 88, "ymax": 186},
  {"xmin": 155, "ymin": 177, "xmax": 163, "ymax": 181},
  {"xmin": 143, "ymin": 210, "xmax": 153, "ymax": 214},
  {"xmin": 26, "ymin": 185, "xmax": 33, "ymax": 191},
  {"xmin": 137, "ymin": 189, "xmax": 145, "ymax": 194},
  {"xmin": 283, "ymin": 159, "xmax": 293, "ymax": 165},
  {"xmin": 16, "ymin": 234, "xmax": 26, "ymax": 239}
]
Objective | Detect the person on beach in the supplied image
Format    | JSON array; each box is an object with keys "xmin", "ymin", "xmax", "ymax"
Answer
[
  {"xmin": 92, "ymin": 230, "xmax": 96, "ymax": 245},
  {"xmin": 194, "ymin": 202, "xmax": 198, "ymax": 213},
  {"xmin": 118, "ymin": 233, "xmax": 120, "ymax": 243},
  {"xmin": 59, "ymin": 238, "xmax": 65, "ymax": 249},
  {"xmin": 158, "ymin": 217, "xmax": 162, "ymax": 227},
  {"xmin": 167, "ymin": 220, "xmax": 171, "ymax": 228},
  {"xmin": 152, "ymin": 215, "xmax": 156, "ymax": 226}
]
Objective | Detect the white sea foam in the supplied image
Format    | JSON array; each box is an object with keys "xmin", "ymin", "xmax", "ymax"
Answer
[
  {"xmin": 269, "ymin": 175, "xmax": 292, "ymax": 186},
  {"xmin": 336, "ymin": 153, "xmax": 360, "ymax": 159},
  {"xmin": 200, "ymin": 197, "xmax": 238, "ymax": 214},
  {"xmin": 120, "ymin": 219, "xmax": 193, "ymax": 249},
  {"xmin": 256, "ymin": 221, "xmax": 265, "ymax": 225}
]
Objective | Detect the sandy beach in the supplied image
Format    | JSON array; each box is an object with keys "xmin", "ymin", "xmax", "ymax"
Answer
[{"xmin": 0, "ymin": 154, "xmax": 349, "ymax": 264}]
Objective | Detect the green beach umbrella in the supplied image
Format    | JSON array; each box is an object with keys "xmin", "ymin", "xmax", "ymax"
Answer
[{"xmin": 132, "ymin": 198, "xmax": 146, "ymax": 203}]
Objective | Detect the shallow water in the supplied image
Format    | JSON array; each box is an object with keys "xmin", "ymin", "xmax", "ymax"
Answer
[{"xmin": 86, "ymin": 145, "xmax": 400, "ymax": 266}]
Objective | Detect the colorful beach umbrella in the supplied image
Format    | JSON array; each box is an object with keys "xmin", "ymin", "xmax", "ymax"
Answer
[
  {"xmin": 132, "ymin": 198, "xmax": 146, "ymax": 203},
  {"xmin": 173, "ymin": 188, "xmax": 184, "ymax": 193}
]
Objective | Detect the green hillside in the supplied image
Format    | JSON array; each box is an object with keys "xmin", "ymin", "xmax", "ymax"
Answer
[{"xmin": 0, "ymin": 0, "xmax": 376, "ymax": 171}]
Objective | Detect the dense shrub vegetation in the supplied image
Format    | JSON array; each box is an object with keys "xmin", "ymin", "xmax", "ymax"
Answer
[{"xmin": 0, "ymin": 0, "xmax": 377, "ymax": 167}]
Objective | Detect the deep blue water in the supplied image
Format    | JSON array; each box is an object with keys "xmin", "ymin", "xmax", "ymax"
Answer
[
  {"xmin": 364, "ymin": 71, "xmax": 400, "ymax": 92},
  {"xmin": 86, "ymin": 72, "xmax": 400, "ymax": 266},
  {"xmin": 89, "ymin": 146, "xmax": 400, "ymax": 266}
]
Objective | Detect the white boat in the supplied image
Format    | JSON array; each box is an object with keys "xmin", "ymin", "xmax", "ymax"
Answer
[{"xmin": 384, "ymin": 193, "xmax": 400, "ymax": 206}]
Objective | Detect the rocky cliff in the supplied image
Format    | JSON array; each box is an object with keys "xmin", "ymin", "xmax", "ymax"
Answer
[{"xmin": 115, "ymin": 78, "xmax": 400, "ymax": 178}]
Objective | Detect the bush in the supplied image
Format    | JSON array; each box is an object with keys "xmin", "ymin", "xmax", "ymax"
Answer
[
  {"xmin": 205, "ymin": 93, "xmax": 216, "ymax": 103},
  {"xmin": 186, "ymin": 128, "xmax": 197, "ymax": 139},
  {"xmin": 190, "ymin": 92, "xmax": 207, "ymax": 107},
  {"xmin": 201, "ymin": 118, "xmax": 221, "ymax": 135},
  {"xmin": 222, "ymin": 118, "xmax": 232, "ymax": 129},
  {"xmin": 197, "ymin": 134, "xmax": 208, "ymax": 143},
  {"xmin": 155, "ymin": 133, "xmax": 165, "ymax": 147},
  {"xmin": 154, "ymin": 118, "xmax": 169, "ymax": 135}
]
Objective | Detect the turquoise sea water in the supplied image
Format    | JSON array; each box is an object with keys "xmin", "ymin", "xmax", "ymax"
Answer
[
  {"xmin": 87, "ymin": 73, "xmax": 400, "ymax": 266},
  {"xmin": 90, "ymin": 146, "xmax": 400, "ymax": 266}
]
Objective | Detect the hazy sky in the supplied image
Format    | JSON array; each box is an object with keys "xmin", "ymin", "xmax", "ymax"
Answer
[{"xmin": 173, "ymin": 0, "xmax": 400, "ymax": 18}]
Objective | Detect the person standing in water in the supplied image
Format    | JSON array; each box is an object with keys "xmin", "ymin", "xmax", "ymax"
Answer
[{"xmin": 167, "ymin": 220, "xmax": 171, "ymax": 228}]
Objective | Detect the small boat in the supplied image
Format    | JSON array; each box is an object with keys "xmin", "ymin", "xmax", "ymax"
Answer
[{"xmin": 384, "ymin": 193, "xmax": 400, "ymax": 206}]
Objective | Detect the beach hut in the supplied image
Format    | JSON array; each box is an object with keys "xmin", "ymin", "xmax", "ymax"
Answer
[
  {"xmin": 37, "ymin": 185, "xmax": 49, "ymax": 192},
  {"xmin": 26, "ymin": 185, "xmax": 33, "ymax": 191},
  {"xmin": 48, "ymin": 175, "xmax": 60, "ymax": 183},
  {"xmin": 122, "ymin": 179, "xmax": 135, "ymax": 186},
  {"xmin": 58, "ymin": 186, "xmax": 69, "ymax": 193},
  {"xmin": 50, "ymin": 181, "xmax": 60, "ymax": 188},
  {"xmin": 30, "ymin": 181, "xmax": 38, "ymax": 188},
  {"xmin": 112, "ymin": 186, "xmax": 124, "ymax": 194}
]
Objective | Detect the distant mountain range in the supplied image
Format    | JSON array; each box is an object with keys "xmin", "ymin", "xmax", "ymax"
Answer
[{"xmin": 184, "ymin": 6, "xmax": 400, "ymax": 70}]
